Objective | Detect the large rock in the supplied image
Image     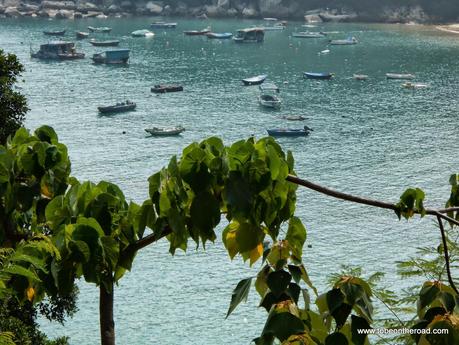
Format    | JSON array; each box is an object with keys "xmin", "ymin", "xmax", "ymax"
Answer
[
  {"xmin": 217, "ymin": 0, "xmax": 230, "ymax": 10},
  {"xmin": 76, "ymin": 2, "xmax": 100, "ymax": 12},
  {"xmin": 146, "ymin": 1, "xmax": 162, "ymax": 14},
  {"xmin": 204, "ymin": 5, "xmax": 219, "ymax": 17},
  {"xmin": 304, "ymin": 14, "xmax": 322, "ymax": 23},
  {"xmin": 173, "ymin": 2, "xmax": 188, "ymax": 16},
  {"xmin": 3, "ymin": 0, "xmax": 20, "ymax": 8},
  {"xmin": 18, "ymin": 3, "xmax": 39, "ymax": 12},
  {"xmin": 120, "ymin": 0, "xmax": 133, "ymax": 10},
  {"xmin": 4, "ymin": 6, "xmax": 21, "ymax": 17},
  {"xmin": 55, "ymin": 9, "xmax": 73, "ymax": 18},
  {"xmin": 226, "ymin": 7, "xmax": 238, "ymax": 17},
  {"xmin": 41, "ymin": 1, "xmax": 76, "ymax": 10},
  {"xmin": 242, "ymin": 6, "xmax": 257, "ymax": 18},
  {"xmin": 106, "ymin": 4, "xmax": 120, "ymax": 13}
]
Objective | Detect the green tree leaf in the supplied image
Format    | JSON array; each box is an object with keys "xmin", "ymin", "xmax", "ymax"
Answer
[{"xmin": 226, "ymin": 277, "xmax": 252, "ymax": 318}]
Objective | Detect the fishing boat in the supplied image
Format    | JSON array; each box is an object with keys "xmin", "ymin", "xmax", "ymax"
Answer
[
  {"xmin": 76, "ymin": 31, "xmax": 89, "ymax": 39},
  {"xmin": 267, "ymin": 126, "xmax": 313, "ymax": 137},
  {"xmin": 259, "ymin": 82, "xmax": 280, "ymax": 93},
  {"xmin": 145, "ymin": 126, "xmax": 185, "ymax": 136},
  {"xmin": 31, "ymin": 41, "xmax": 85, "ymax": 60},
  {"xmin": 183, "ymin": 27, "xmax": 211, "ymax": 36},
  {"xmin": 131, "ymin": 29, "xmax": 155, "ymax": 37},
  {"xmin": 304, "ymin": 72, "xmax": 333, "ymax": 80},
  {"xmin": 281, "ymin": 115, "xmax": 306, "ymax": 121},
  {"xmin": 43, "ymin": 30, "xmax": 66, "ymax": 36},
  {"xmin": 353, "ymin": 74, "xmax": 369, "ymax": 80},
  {"xmin": 98, "ymin": 100, "xmax": 136, "ymax": 114},
  {"xmin": 150, "ymin": 22, "xmax": 177, "ymax": 29},
  {"xmin": 89, "ymin": 39, "xmax": 120, "ymax": 47},
  {"xmin": 402, "ymin": 82, "xmax": 428, "ymax": 89},
  {"xmin": 92, "ymin": 49, "xmax": 130, "ymax": 64},
  {"xmin": 206, "ymin": 32, "xmax": 233, "ymax": 39},
  {"xmin": 386, "ymin": 73, "xmax": 415, "ymax": 80},
  {"xmin": 151, "ymin": 84, "xmax": 183, "ymax": 93},
  {"xmin": 88, "ymin": 26, "xmax": 112, "ymax": 33},
  {"xmin": 233, "ymin": 28, "xmax": 264, "ymax": 43},
  {"xmin": 329, "ymin": 37, "xmax": 358, "ymax": 45},
  {"xmin": 242, "ymin": 74, "xmax": 267, "ymax": 86},
  {"xmin": 292, "ymin": 31, "xmax": 325, "ymax": 38},
  {"xmin": 259, "ymin": 94, "xmax": 281, "ymax": 108},
  {"xmin": 263, "ymin": 17, "xmax": 278, "ymax": 21}
]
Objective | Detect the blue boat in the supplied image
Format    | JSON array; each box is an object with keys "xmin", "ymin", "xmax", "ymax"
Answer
[
  {"xmin": 304, "ymin": 72, "xmax": 333, "ymax": 80},
  {"xmin": 206, "ymin": 32, "xmax": 233, "ymax": 39},
  {"xmin": 267, "ymin": 126, "xmax": 313, "ymax": 137},
  {"xmin": 92, "ymin": 49, "xmax": 130, "ymax": 64}
]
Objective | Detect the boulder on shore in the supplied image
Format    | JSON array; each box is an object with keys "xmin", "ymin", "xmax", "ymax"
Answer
[
  {"xmin": 146, "ymin": 1, "xmax": 162, "ymax": 15},
  {"xmin": 4, "ymin": 6, "xmax": 21, "ymax": 17},
  {"xmin": 304, "ymin": 14, "xmax": 322, "ymax": 23},
  {"xmin": 55, "ymin": 9, "xmax": 74, "ymax": 19},
  {"xmin": 41, "ymin": 1, "xmax": 76, "ymax": 10},
  {"xmin": 242, "ymin": 6, "xmax": 258, "ymax": 18},
  {"xmin": 18, "ymin": 3, "xmax": 39, "ymax": 12}
]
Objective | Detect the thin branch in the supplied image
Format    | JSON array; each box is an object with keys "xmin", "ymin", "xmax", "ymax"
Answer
[
  {"xmin": 435, "ymin": 213, "xmax": 459, "ymax": 294},
  {"xmin": 286, "ymin": 175, "xmax": 459, "ymax": 226},
  {"xmin": 129, "ymin": 226, "xmax": 172, "ymax": 253}
]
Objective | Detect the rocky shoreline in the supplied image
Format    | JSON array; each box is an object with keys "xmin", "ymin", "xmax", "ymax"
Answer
[{"xmin": 0, "ymin": 0, "xmax": 455, "ymax": 24}]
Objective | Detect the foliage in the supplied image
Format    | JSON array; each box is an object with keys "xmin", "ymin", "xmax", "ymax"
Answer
[
  {"xmin": 1, "ymin": 125, "xmax": 459, "ymax": 345},
  {"xmin": 0, "ymin": 49, "xmax": 28, "ymax": 145}
]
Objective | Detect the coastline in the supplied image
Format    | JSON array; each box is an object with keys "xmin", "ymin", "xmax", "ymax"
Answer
[{"xmin": 0, "ymin": 1, "xmax": 458, "ymax": 25}]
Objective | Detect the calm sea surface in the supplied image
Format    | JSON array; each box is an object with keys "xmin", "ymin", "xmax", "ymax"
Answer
[{"xmin": 1, "ymin": 17, "xmax": 459, "ymax": 344}]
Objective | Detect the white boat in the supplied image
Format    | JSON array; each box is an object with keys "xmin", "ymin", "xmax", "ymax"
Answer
[
  {"xmin": 302, "ymin": 24, "xmax": 317, "ymax": 28},
  {"xmin": 145, "ymin": 126, "xmax": 185, "ymax": 136},
  {"xmin": 131, "ymin": 29, "xmax": 155, "ymax": 37},
  {"xmin": 260, "ymin": 23, "xmax": 285, "ymax": 31},
  {"xmin": 318, "ymin": 49, "xmax": 330, "ymax": 55},
  {"xmin": 386, "ymin": 73, "xmax": 415, "ymax": 80},
  {"xmin": 292, "ymin": 31, "xmax": 325, "ymax": 38},
  {"xmin": 263, "ymin": 17, "xmax": 278, "ymax": 21},
  {"xmin": 353, "ymin": 74, "xmax": 368, "ymax": 80},
  {"xmin": 329, "ymin": 36, "xmax": 358, "ymax": 45},
  {"xmin": 402, "ymin": 82, "xmax": 428, "ymax": 89},
  {"xmin": 259, "ymin": 94, "xmax": 281, "ymax": 108},
  {"xmin": 281, "ymin": 115, "xmax": 306, "ymax": 121}
]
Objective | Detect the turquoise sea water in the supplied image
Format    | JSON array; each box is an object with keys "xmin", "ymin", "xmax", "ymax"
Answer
[{"xmin": 1, "ymin": 17, "xmax": 459, "ymax": 344}]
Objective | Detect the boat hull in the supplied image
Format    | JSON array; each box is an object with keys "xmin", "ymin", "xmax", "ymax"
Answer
[
  {"xmin": 98, "ymin": 104, "xmax": 136, "ymax": 114},
  {"xmin": 304, "ymin": 72, "xmax": 333, "ymax": 80},
  {"xmin": 267, "ymin": 129, "xmax": 309, "ymax": 137},
  {"xmin": 89, "ymin": 40, "xmax": 120, "ymax": 47},
  {"xmin": 151, "ymin": 85, "xmax": 184, "ymax": 93},
  {"xmin": 242, "ymin": 75, "xmax": 267, "ymax": 86},
  {"xmin": 145, "ymin": 127, "xmax": 185, "ymax": 136}
]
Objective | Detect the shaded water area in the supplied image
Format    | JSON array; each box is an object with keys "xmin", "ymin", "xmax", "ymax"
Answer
[{"xmin": 1, "ymin": 17, "xmax": 459, "ymax": 344}]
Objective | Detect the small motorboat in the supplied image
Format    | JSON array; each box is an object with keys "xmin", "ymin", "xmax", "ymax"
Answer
[
  {"xmin": 281, "ymin": 115, "xmax": 306, "ymax": 121},
  {"xmin": 242, "ymin": 74, "xmax": 267, "ymax": 86},
  {"xmin": 260, "ymin": 23, "xmax": 285, "ymax": 31},
  {"xmin": 206, "ymin": 32, "xmax": 233, "ymax": 39},
  {"xmin": 267, "ymin": 126, "xmax": 313, "ymax": 137},
  {"xmin": 353, "ymin": 74, "xmax": 369, "ymax": 80},
  {"xmin": 88, "ymin": 26, "xmax": 112, "ymax": 33},
  {"xmin": 151, "ymin": 84, "xmax": 184, "ymax": 93},
  {"xmin": 150, "ymin": 22, "xmax": 177, "ymax": 29},
  {"xmin": 92, "ymin": 49, "xmax": 130, "ymax": 64},
  {"xmin": 318, "ymin": 49, "xmax": 330, "ymax": 55},
  {"xmin": 259, "ymin": 82, "xmax": 279, "ymax": 93},
  {"xmin": 329, "ymin": 37, "xmax": 358, "ymax": 45},
  {"xmin": 402, "ymin": 82, "xmax": 428, "ymax": 89},
  {"xmin": 145, "ymin": 126, "xmax": 185, "ymax": 136},
  {"xmin": 43, "ymin": 30, "xmax": 66, "ymax": 36},
  {"xmin": 302, "ymin": 24, "xmax": 317, "ymax": 28},
  {"xmin": 89, "ymin": 39, "xmax": 120, "ymax": 47},
  {"xmin": 259, "ymin": 94, "xmax": 281, "ymax": 108},
  {"xmin": 98, "ymin": 100, "xmax": 136, "ymax": 114},
  {"xmin": 76, "ymin": 31, "xmax": 89, "ymax": 39},
  {"xmin": 263, "ymin": 17, "xmax": 278, "ymax": 21},
  {"xmin": 386, "ymin": 73, "xmax": 415, "ymax": 80},
  {"xmin": 292, "ymin": 32, "xmax": 325, "ymax": 38},
  {"xmin": 304, "ymin": 72, "xmax": 333, "ymax": 80},
  {"xmin": 184, "ymin": 27, "xmax": 211, "ymax": 36},
  {"xmin": 131, "ymin": 29, "xmax": 155, "ymax": 37}
]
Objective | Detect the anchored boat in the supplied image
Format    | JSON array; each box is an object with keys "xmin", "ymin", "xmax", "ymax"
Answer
[
  {"xmin": 151, "ymin": 84, "xmax": 183, "ymax": 93},
  {"xmin": 304, "ymin": 72, "xmax": 333, "ymax": 80},
  {"xmin": 88, "ymin": 26, "xmax": 112, "ymax": 33},
  {"xmin": 89, "ymin": 39, "xmax": 120, "ymax": 47},
  {"xmin": 145, "ymin": 126, "xmax": 185, "ymax": 136},
  {"xmin": 259, "ymin": 94, "xmax": 281, "ymax": 108},
  {"xmin": 92, "ymin": 49, "xmax": 130, "ymax": 64},
  {"xmin": 233, "ymin": 28, "xmax": 264, "ymax": 43},
  {"xmin": 31, "ymin": 41, "xmax": 85, "ymax": 60},
  {"xmin": 150, "ymin": 22, "xmax": 177, "ymax": 29},
  {"xmin": 267, "ymin": 126, "xmax": 313, "ymax": 137},
  {"xmin": 386, "ymin": 73, "xmax": 415, "ymax": 80},
  {"xmin": 43, "ymin": 30, "xmax": 66, "ymax": 36},
  {"xmin": 98, "ymin": 100, "xmax": 136, "ymax": 114},
  {"xmin": 242, "ymin": 74, "xmax": 267, "ymax": 86},
  {"xmin": 206, "ymin": 32, "xmax": 233, "ymax": 39}
]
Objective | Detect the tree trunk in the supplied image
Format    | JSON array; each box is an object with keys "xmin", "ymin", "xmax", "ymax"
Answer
[{"xmin": 100, "ymin": 283, "xmax": 115, "ymax": 345}]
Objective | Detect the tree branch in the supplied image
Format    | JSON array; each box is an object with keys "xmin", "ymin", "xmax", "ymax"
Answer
[
  {"xmin": 286, "ymin": 174, "xmax": 459, "ymax": 224},
  {"xmin": 435, "ymin": 213, "xmax": 459, "ymax": 294},
  {"xmin": 129, "ymin": 226, "xmax": 172, "ymax": 253}
]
